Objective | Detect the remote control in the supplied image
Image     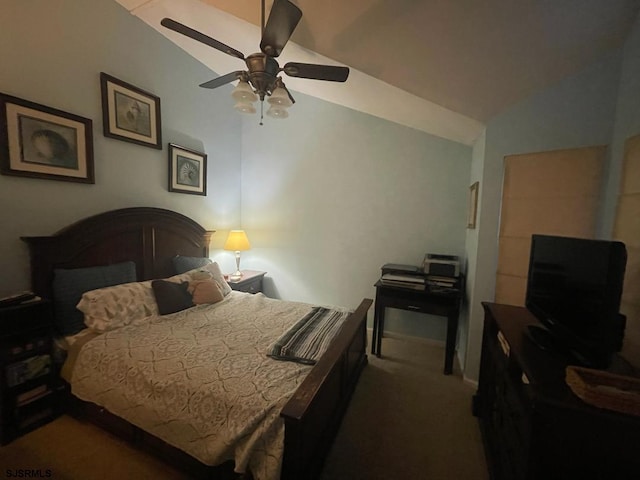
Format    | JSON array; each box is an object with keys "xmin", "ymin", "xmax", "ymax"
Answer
[{"xmin": 0, "ymin": 291, "xmax": 37, "ymax": 308}]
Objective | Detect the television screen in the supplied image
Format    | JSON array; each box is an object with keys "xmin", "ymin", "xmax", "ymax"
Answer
[{"xmin": 525, "ymin": 234, "xmax": 627, "ymax": 368}]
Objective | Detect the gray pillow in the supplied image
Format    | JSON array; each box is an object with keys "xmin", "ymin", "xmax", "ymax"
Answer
[
  {"xmin": 172, "ymin": 255, "xmax": 212, "ymax": 275},
  {"xmin": 52, "ymin": 261, "xmax": 137, "ymax": 335}
]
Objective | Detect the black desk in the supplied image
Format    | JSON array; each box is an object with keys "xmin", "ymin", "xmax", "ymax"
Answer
[{"xmin": 372, "ymin": 280, "xmax": 462, "ymax": 375}]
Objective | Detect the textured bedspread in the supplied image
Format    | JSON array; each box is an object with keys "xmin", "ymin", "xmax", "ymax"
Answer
[{"xmin": 70, "ymin": 292, "xmax": 333, "ymax": 480}]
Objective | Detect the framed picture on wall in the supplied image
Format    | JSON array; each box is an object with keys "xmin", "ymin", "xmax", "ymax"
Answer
[
  {"xmin": 168, "ymin": 143, "xmax": 207, "ymax": 196},
  {"xmin": 0, "ymin": 92, "xmax": 95, "ymax": 183},
  {"xmin": 100, "ymin": 72, "xmax": 162, "ymax": 149},
  {"xmin": 467, "ymin": 181, "xmax": 479, "ymax": 229}
]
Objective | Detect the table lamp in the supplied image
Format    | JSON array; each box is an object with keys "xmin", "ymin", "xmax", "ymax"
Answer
[{"xmin": 224, "ymin": 230, "xmax": 251, "ymax": 281}]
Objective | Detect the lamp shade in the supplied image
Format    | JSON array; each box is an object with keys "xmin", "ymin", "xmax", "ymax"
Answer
[
  {"xmin": 231, "ymin": 80, "xmax": 257, "ymax": 102},
  {"xmin": 266, "ymin": 105, "xmax": 289, "ymax": 118},
  {"xmin": 224, "ymin": 230, "xmax": 251, "ymax": 251},
  {"xmin": 267, "ymin": 86, "xmax": 293, "ymax": 107},
  {"xmin": 234, "ymin": 101, "xmax": 257, "ymax": 114}
]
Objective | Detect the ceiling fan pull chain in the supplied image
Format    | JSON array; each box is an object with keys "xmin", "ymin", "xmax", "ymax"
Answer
[{"xmin": 260, "ymin": 101, "xmax": 264, "ymax": 126}]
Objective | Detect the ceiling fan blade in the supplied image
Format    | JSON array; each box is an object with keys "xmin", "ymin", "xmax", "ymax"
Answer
[
  {"xmin": 260, "ymin": 0, "xmax": 302, "ymax": 58},
  {"xmin": 161, "ymin": 18, "xmax": 245, "ymax": 60},
  {"xmin": 199, "ymin": 71, "xmax": 245, "ymax": 89},
  {"xmin": 283, "ymin": 63, "xmax": 350, "ymax": 82}
]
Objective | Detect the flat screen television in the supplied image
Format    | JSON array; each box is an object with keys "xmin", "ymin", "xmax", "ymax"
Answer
[{"xmin": 525, "ymin": 234, "xmax": 627, "ymax": 368}]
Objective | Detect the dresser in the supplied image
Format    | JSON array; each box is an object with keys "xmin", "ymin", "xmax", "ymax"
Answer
[{"xmin": 474, "ymin": 302, "xmax": 640, "ymax": 480}]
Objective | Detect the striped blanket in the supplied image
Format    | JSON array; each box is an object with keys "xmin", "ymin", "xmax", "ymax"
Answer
[{"xmin": 267, "ymin": 307, "xmax": 350, "ymax": 364}]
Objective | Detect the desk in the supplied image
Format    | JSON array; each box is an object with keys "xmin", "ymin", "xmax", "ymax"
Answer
[{"xmin": 372, "ymin": 280, "xmax": 462, "ymax": 375}]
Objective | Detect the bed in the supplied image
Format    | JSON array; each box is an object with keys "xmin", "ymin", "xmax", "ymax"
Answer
[{"xmin": 21, "ymin": 207, "xmax": 372, "ymax": 480}]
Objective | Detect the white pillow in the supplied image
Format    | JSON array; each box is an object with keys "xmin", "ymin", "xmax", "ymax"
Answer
[
  {"xmin": 184, "ymin": 262, "xmax": 232, "ymax": 296},
  {"xmin": 78, "ymin": 280, "xmax": 158, "ymax": 333}
]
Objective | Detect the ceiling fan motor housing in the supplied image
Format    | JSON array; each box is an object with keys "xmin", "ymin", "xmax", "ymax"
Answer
[{"xmin": 245, "ymin": 53, "xmax": 280, "ymax": 99}]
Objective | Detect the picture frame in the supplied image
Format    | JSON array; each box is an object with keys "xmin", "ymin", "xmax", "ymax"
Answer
[
  {"xmin": 100, "ymin": 72, "xmax": 162, "ymax": 149},
  {"xmin": 0, "ymin": 92, "xmax": 94, "ymax": 183},
  {"xmin": 168, "ymin": 143, "xmax": 207, "ymax": 196},
  {"xmin": 467, "ymin": 181, "xmax": 479, "ymax": 229}
]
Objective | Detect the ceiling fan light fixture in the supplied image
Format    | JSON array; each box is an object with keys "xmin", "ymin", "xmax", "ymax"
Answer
[
  {"xmin": 231, "ymin": 80, "xmax": 258, "ymax": 102},
  {"xmin": 267, "ymin": 86, "xmax": 293, "ymax": 107},
  {"xmin": 161, "ymin": 0, "xmax": 349, "ymax": 124},
  {"xmin": 266, "ymin": 104, "xmax": 289, "ymax": 119},
  {"xmin": 234, "ymin": 101, "xmax": 257, "ymax": 114}
]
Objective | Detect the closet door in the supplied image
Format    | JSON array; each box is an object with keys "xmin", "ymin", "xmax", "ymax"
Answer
[
  {"xmin": 496, "ymin": 146, "xmax": 605, "ymax": 306},
  {"xmin": 614, "ymin": 134, "xmax": 640, "ymax": 366}
]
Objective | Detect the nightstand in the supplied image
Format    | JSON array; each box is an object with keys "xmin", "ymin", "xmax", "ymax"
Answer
[
  {"xmin": 227, "ymin": 270, "xmax": 266, "ymax": 294},
  {"xmin": 0, "ymin": 299, "xmax": 61, "ymax": 444}
]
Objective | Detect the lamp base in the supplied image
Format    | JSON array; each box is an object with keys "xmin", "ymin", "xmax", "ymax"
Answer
[{"xmin": 229, "ymin": 270, "xmax": 243, "ymax": 281}]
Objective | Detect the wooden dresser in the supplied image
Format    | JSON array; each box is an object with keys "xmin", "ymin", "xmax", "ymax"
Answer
[{"xmin": 474, "ymin": 302, "xmax": 640, "ymax": 480}]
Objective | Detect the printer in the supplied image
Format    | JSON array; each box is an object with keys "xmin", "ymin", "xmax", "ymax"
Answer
[{"xmin": 422, "ymin": 254, "xmax": 460, "ymax": 278}]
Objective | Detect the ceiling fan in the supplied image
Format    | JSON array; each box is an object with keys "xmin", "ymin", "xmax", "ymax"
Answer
[{"xmin": 161, "ymin": 0, "xmax": 350, "ymax": 122}]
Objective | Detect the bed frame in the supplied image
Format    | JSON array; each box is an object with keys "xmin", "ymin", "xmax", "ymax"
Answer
[{"xmin": 22, "ymin": 207, "xmax": 372, "ymax": 480}]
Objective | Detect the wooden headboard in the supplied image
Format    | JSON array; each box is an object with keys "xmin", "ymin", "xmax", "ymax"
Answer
[{"xmin": 21, "ymin": 207, "xmax": 214, "ymax": 299}]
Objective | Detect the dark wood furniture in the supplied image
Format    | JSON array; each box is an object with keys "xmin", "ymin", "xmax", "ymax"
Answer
[
  {"xmin": 228, "ymin": 270, "xmax": 266, "ymax": 294},
  {"xmin": 21, "ymin": 207, "xmax": 372, "ymax": 480},
  {"xmin": 0, "ymin": 299, "xmax": 62, "ymax": 444},
  {"xmin": 372, "ymin": 280, "xmax": 462, "ymax": 374},
  {"xmin": 474, "ymin": 302, "xmax": 640, "ymax": 480}
]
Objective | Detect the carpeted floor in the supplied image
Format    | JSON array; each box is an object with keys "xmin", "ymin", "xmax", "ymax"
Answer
[{"xmin": 0, "ymin": 334, "xmax": 488, "ymax": 479}]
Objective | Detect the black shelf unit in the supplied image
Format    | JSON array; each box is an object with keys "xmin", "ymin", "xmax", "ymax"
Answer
[{"xmin": 0, "ymin": 299, "xmax": 62, "ymax": 444}]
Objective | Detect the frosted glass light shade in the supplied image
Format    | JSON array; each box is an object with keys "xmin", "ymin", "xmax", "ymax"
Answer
[
  {"xmin": 266, "ymin": 105, "xmax": 289, "ymax": 118},
  {"xmin": 224, "ymin": 230, "xmax": 251, "ymax": 251},
  {"xmin": 234, "ymin": 101, "xmax": 256, "ymax": 114},
  {"xmin": 267, "ymin": 86, "xmax": 293, "ymax": 107},
  {"xmin": 232, "ymin": 80, "xmax": 257, "ymax": 102}
]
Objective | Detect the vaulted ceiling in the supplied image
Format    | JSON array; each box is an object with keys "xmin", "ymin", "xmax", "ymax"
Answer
[{"xmin": 117, "ymin": 0, "xmax": 639, "ymax": 144}]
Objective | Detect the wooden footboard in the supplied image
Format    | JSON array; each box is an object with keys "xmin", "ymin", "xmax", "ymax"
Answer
[{"xmin": 280, "ymin": 298, "xmax": 373, "ymax": 480}]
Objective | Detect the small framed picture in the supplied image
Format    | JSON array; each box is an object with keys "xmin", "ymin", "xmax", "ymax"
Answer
[
  {"xmin": 168, "ymin": 143, "xmax": 207, "ymax": 196},
  {"xmin": 467, "ymin": 181, "xmax": 479, "ymax": 229},
  {"xmin": 100, "ymin": 72, "xmax": 162, "ymax": 149},
  {"xmin": 0, "ymin": 93, "xmax": 94, "ymax": 183}
]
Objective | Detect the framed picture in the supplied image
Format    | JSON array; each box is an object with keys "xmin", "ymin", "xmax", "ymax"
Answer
[
  {"xmin": 467, "ymin": 181, "xmax": 479, "ymax": 229},
  {"xmin": 100, "ymin": 72, "xmax": 162, "ymax": 149},
  {"xmin": 168, "ymin": 143, "xmax": 207, "ymax": 196},
  {"xmin": 0, "ymin": 93, "xmax": 94, "ymax": 183}
]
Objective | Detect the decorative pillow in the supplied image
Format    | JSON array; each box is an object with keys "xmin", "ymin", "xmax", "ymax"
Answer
[
  {"xmin": 151, "ymin": 280, "xmax": 194, "ymax": 315},
  {"xmin": 52, "ymin": 261, "xmax": 137, "ymax": 336},
  {"xmin": 78, "ymin": 280, "xmax": 158, "ymax": 333},
  {"xmin": 188, "ymin": 278, "xmax": 224, "ymax": 305},
  {"xmin": 196, "ymin": 262, "xmax": 232, "ymax": 296},
  {"xmin": 172, "ymin": 255, "xmax": 212, "ymax": 275}
]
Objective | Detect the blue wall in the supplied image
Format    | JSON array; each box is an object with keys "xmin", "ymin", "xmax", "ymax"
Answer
[{"xmin": 240, "ymin": 91, "xmax": 472, "ymax": 340}]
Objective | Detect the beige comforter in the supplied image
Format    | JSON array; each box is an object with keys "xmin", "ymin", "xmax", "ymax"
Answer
[{"xmin": 69, "ymin": 292, "xmax": 319, "ymax": 480}]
